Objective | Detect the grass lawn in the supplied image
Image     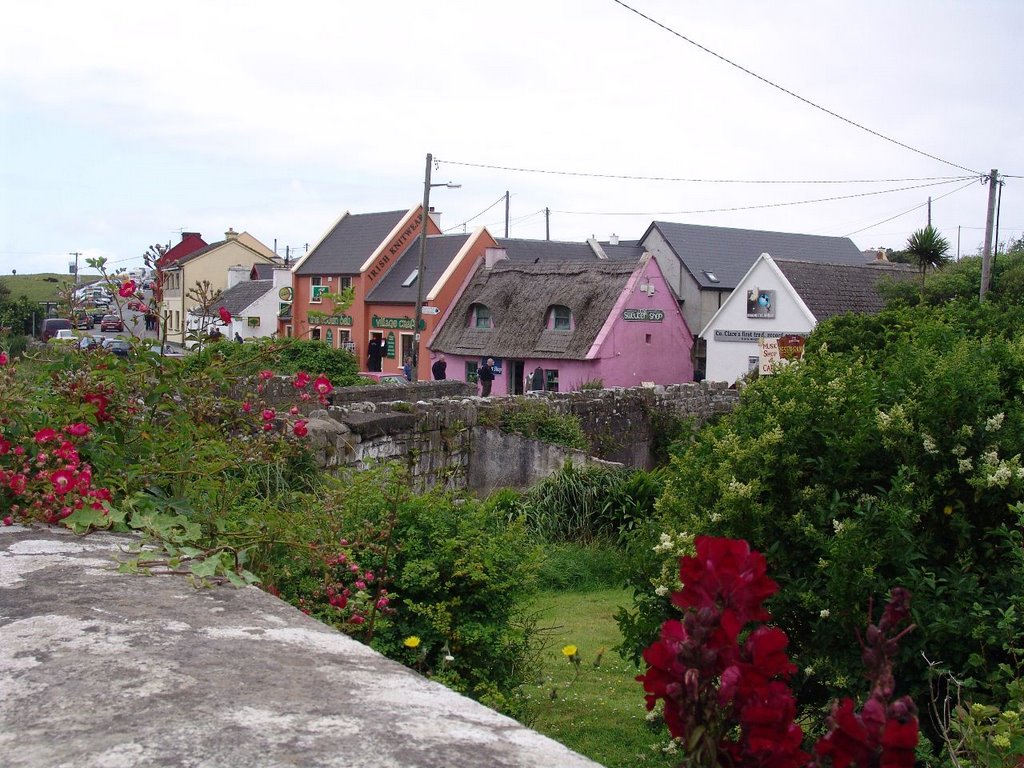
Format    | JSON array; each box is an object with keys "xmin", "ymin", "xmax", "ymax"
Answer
[
  {"xmin": 523, "ymin": 588, "xmax": 676, "ymax": 768},
  {"xmin": 1, "ymin": 273, "xmax": 101, "ymax": 303}
]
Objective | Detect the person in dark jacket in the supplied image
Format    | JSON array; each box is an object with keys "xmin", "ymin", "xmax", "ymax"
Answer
[
  {"xmin": 431, "ymin": 355, "xmax": 447, "ymax": 380},
  {"xmin": 477, "ymin": 357, "xmax": 495, "ymax": 397}
]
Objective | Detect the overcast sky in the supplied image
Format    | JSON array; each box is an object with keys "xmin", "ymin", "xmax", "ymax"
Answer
[{"xmin": 1, "ymin": 1, "xmax": 1021, "ymax": 276}]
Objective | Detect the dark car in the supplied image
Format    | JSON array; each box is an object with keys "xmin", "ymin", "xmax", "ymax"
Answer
[
  {"xmin": 105, "ymin": 339, "xmax": 131, "ymax": 357},
  {"xmin": 41, "ymin": 318, "xmax": 72, "ymax": 341},
  {"xmin": 89, "ymin": 307, "xmax": 107, "ymax": 323},
  {"xmin": 100, "ymin": 314, "xmax": 124, "ymax": 332},
  {"xmin": 74, "ymin": 314, "xmax": 95, "ymax": 330}
]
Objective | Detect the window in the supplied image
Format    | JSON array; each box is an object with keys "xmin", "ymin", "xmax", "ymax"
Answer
[
  {"xmin": 401, "ymin": 269, "xmax": 419, "ymax": 287},
  {"xmin": 704, "ymin": 270, "xmax": 720, "ymax": 283},
  {"xmin": 311, "ymin": 277, "xmax": 326, "ymax": 303},
  {"xmin": 400, "ymin": 334, "xmax": 414, "ymax": 366},
  {"xmin": 325, "ymin": 329, "xmax": 334, "ymax": 347},
  {"xmin": 549, "ymin": 305, "xmax": 571, "ymax": 331},
  {"xmin": 466, "ymin": 361, "xmax": 479, "ymax": 383},
  {"xmin": 748, "ymin": 356, "xmax": 759, "ymax": 372},
  {"xmin": 340, "ymin": 329, "xmax": 353, "ymax": 352},
  {"xmin": 645, "ymin": 333, "xmax": 652, "ymax": 344},
  {"xmin": 311, "ymin": 328, "xmax": 321, "ymax": 341},
  {"xmin": 545, "ymin": 369, "xmax": 559, "ymax": 392},
  {"xmin": 339, "ymin": 276, "xmax": 352, "ymax": 290},
  {"xmin": 472, "ymin": 304, "xmax": 492, "ymax": 329}
]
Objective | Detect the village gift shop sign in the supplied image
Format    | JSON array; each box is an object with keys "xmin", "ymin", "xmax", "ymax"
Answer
[
  {"xmin": 371, "ymin": 315, "xmax": 424, "ymax": 331},
  {"xmin": 621, "ymin": 308, "xmax": 665, "ymax": 322}
]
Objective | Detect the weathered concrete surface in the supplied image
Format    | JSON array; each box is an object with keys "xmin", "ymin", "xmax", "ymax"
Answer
[{"xmin": 0, "ymin": 525, "xmax": 600, "ymax": 768}]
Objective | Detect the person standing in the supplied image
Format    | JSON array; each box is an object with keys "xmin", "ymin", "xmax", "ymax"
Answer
[
  {"xmin": 431, "ymin": 355, "xmax": 447, "ymax": 380},
  {"xmin": 477, "ymin": 357, "xmax": 495, "ymax": 397},
  {"xmin": 402, "ymin": 355, "xmax": 413, "ymax": 381},
  {"xmin": 367, "ymin": 336, "xmax": 384, "ymax": 372}
]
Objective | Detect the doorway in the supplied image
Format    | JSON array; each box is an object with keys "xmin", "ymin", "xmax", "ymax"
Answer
[{"xmin": 512, "ymin": 361, "xmax": 525, "ymax": 395}]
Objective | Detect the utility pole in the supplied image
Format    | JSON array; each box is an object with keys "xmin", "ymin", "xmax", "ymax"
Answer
[
  {"xmin": 504, "ymin": 191, "xmax": 510, "ymax": 238},
  {"xmin": 980, "ymin": 169, "xmax": 999, "ymax": 301},
  {"xmin": 545, "ymin": 207, "xmax": 550, "ymax": 241},
  {"xmin": 927, "ymin": 197, "xmax": 931, "ymax": 227}
]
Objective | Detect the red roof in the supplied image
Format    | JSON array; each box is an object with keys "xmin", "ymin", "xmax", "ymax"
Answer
[{"xmin": 157, "ymin": 233, "xmax": 208, "ymax": 268}]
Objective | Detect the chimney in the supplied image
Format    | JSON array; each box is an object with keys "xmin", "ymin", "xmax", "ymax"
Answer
[
  {"xmin": 226, "ymin": 265, "xmax": 249, "ymax": 289},
  {"xmin": 587, "ymin": 238, "xmax": 609, "ymax": 260},
  {"xmin": 484, "ymin": 247, "xmax": 508, "ymax": 269},
  {"xmin": 427, "ymin": 207, "xmax": 441, "ymax": 230},
  {"xmin": 225, "ymin": 228, "xmax": 239, "ymax": 241},
  {"xmin": 609, "ymin": 233, "xmax": 619, "ymax": 245},
  {"xmin": 181, "ymin": 232, "xmax": 201, "ymax": 242}
]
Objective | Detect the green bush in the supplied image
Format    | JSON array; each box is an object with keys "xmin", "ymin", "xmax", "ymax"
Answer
[
  {"xmin": 182, "ymin": 337, "xmax": 362, "ymax": 386},
  {"xmin": 481, "ymin": 398, "xmax": 588, "ymax": 451},
  {"xmin": 536, "ymin": 541, "xmax": 629, "ymax": 590},
  {"xmin": 617, "ymin": 300, "xmax": 1024, "ymax": 744}
]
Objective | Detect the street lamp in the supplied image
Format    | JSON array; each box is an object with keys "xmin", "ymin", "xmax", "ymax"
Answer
[{"xmin": 411, "ymin": 152, "xmax": 460, "ymax": 382}]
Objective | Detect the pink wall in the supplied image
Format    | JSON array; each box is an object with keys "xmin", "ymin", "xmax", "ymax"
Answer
[{"xmin": 442, "ymin": 258, "xmax": 694, "ymax": 395}]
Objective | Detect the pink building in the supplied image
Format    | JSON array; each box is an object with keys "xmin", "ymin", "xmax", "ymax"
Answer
[{"xmin": 431, "ymin": 248, "xmax": 694, "ymax": 395}]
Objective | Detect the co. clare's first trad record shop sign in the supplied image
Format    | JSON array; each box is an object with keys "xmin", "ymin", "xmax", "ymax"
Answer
[{"xmin": 621, "ymin": 308, "xmax": 665, "ymax": 322}]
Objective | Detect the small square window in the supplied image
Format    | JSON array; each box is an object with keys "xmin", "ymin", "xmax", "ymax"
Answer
[
  {"xmin": 552, "ymin": 306, "xmax": 571, "ymax": 331},
  {"xmin": 545, "ymin": 369, "xmax": 559, "ymax": 393},
  {"xmin": 466, "ymin": 361, "xmax": 479, "ymax": 383},
  {"xmin": 474, "ymin": 305, "xmax": 491, "ymax": 329}
]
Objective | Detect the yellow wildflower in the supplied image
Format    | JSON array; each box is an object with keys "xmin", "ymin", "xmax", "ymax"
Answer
[
  {"xmin": 404, "ymin": 636, "xmax": 421, "ymax": 649},
  {"xmin": 561, "ymin": 644, "xmax": 578, "ymax": 658}
]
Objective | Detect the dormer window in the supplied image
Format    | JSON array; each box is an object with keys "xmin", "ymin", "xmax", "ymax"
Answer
[
  {"xmin": 548, "ymin": 305, "xmax": 572, "ymax": 331},
  {"xmin": 471, "ymin": 303, "xmax": 492, "ymax": 329},
  {"xmin": 703, "ymin": 270, "xmax": 720, "ymax": 283}
]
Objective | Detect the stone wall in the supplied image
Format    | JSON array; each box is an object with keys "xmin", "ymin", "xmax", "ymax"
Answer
[
  {"xmin": 0, "ymin": 525, "xmax": 599, "ymax": 768},
  {"xmin": 299, "ymin": 381, "xmax": 738, "ymax": 492}
]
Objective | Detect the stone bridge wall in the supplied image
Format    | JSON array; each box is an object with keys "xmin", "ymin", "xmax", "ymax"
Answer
[{"xmin": 293, "ymin": 381, "xmax": 738, "ymax": 492}]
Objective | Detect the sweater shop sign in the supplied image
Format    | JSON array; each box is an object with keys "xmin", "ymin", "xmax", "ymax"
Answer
[
  {"xmin": 372, "ymin": 315, "xmax": 426, "ymax": 331},
  {"xmin": 621, "ymin": 308, "xmax": 665, "ymax": 322}
]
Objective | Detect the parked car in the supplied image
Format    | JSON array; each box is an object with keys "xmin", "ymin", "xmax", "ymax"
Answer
[
  {"xmin": 41, "ymin": 318, "xmax": 72, "ymax": 341},
  {"xmin": 75, "ymin": 335, "xmax": 102, "ymax": 351},
  {"xmin": 89, "ymin": 307, "xmax": 107, "ymax": 323},
  {"xmin": 74, "ymin": 314, "xmax": 95, "ymax": 330},
  {"xmin": 100, "ymin": 314, "xmax": 124, "ymax": 332},
  {"xmin": 105, "ymin": 339, "xmax": 131, "ymax": 357},
  {"xmin": 127, "ymin": 299, "xmax": 147, "ymax": 312},
  {"xmin": 54, "ymin": 329, "xmax": 79, "ymax": 343}
]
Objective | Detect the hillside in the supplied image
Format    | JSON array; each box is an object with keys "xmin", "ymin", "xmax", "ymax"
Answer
[{"xmin": 0, "ymin": 273, "xmax": 103, "ymax": 303}]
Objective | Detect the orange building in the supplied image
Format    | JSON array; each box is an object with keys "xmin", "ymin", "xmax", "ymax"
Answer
[{"xmin": 290, "ymin": 205, "xmax": 496, "ymax": 379}]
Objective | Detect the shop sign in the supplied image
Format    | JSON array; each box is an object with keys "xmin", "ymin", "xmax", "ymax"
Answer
[
  {"xmin": 747, "ymin": 289, "xmax": 776, "ymax": 319},
  {"xmin": 621, "ymin": 308, "xmax": 665, "ymax": 322},
  {"xmin": 311, "ymin": 314, "xmax": 353, "ymax": 327},
  {"xmin": 713, "ymin": 329, "xmax": 792, "ymax": 343},
  {"xmin": 759, "ymin": 337, "xmax": 780, "ymax": 376},
  {"xmin": 372, "ymin": 315, "xmax": 416, "ymax": 331},
  {"xmin": 777, "ymin": 334, "xmax": 806, "ymax": 361},
  {"xmin": 367, "ymin": 213, "xmax": 423, "ymax": 280},
  {"xmin": 385, "ymin": 331, "xmax": 396, "ymax": 359},
  {"xmin": 312, "ymin": 285, "xmax": 330, "ymax": 300},
  {"xmin": 278, "ymin": 286, "xmax": 293, "ymax": 301}
]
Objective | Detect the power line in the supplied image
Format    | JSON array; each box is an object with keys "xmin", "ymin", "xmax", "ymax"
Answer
[
  {"xmin": 552, "ymin": 177, "xmax": 975, "ymax": 217},
  {"xmin": 842, "ymin": 179, "xmax": 979, "ymax": 237},
  {"xmin": 443, "ymin": 193, "xmax": 508, "ymax": 233},
  {"xmin": 609, "ymin": 0, "xmax": 981, "ymax": 176},
  {"xmin": 436, "ymin": 158, "xmax": 966, "ymax": 185}
]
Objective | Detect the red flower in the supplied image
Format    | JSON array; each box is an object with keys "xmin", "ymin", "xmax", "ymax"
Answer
[
  {"xmin": 118, "ymin": 280, "xmax": 136, "ymax": 297},
  {"xmin": 675, "ymin": 536, "xmax": 778, "ymax": 643},
  {"xmin": 0, "ymin": 439, "xmax": 10, "ymax": 455},
  {"xmin": 881, "ymin": 710, "xmax": 918, "ymax": 768},
  {"xmin": 261, "ymin": 409, "xmax": 275, "ymax": 421},
  {"xmin": 218, "ymin": 306, "xmax": 232, "ymax": 324},
  {"xmin": 2, "ymin": 516, "xmax": 12, "ymax": 526},
  {"xmin": 34, "ymin": 428, "xmax": 59, "ymax": 444},
  {"xmin": 49, "ymin": 468, "xmax": 76, "ymax": 495},
  {"xmin": 0, "ymin": 351, "xmax": 8, "ymax": 366},
  {"xmin": 9, "ymin": 474, "xmax": 27, "ymax": 493},
  {"xmin": 83, "ymin": 392, "xmax": 111, "ymax": 421},
  {"xmin": 293, "ymin": 420, "xmax": 308, "ymax": 437},
  {"xmin": 241, "ymin": 401, "xmax": 253, "ymax": 413},
  {"xmin": 314, "ymin": 375, "xmax": 333, "ymax": 396},
  {"xmin": 258, "ymin": 370, "xmax": 274, "ymax": 381},
  {"xmin": 65, "ymin": 423, "xmax": 91, "ymax": 437},
  {"xmin": 293, "ymin": 371, "xmax": 311, "ymax": 389}
]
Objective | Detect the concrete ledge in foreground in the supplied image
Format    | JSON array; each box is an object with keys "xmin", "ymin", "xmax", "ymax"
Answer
[{"xmin": 0, "ymin": 525, "xmax": 600, "ymax": 768}]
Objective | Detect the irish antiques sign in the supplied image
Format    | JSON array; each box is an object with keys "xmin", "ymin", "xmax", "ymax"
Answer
[{"xmin": 621, "ymin": 308, "xmax": 665, "ymax": 322}]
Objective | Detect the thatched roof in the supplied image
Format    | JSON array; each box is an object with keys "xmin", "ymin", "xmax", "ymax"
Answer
[{"xmin": 432, "ymin": 258, "xmax": 640, "ymax": 360}]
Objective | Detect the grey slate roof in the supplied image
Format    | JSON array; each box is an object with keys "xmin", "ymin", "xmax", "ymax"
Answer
[
  {"xmin": 774, "ymin": 259, "xmax": 916, "ymax": 321},
  {"xmin": 295, "ymin": 210, "xmax": 408, "ymax": 276},
  {"xmin": 493, "ymin": 238, "xmax": 643, "ymax": 262},
  {"xmin": 647, "ymin": 221, "xmax": 864, "ymax": 290},
  {"xmin": 432, "ymin": 259, "xmax": 640, "ymax": 360},
  {"xmin": 366, "ymin": 234, "xmax": 471, "ymax": 303},
  {"xmin": 208, "ymin": 280, "xmax": 273, "ymax": 315},
  {"xmin": 251, "ymin": 263, "xmax": 276, "ymax": 279}
]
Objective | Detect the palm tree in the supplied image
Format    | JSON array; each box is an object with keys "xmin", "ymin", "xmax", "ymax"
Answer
[{"xmin": 905, "ymin": 225, "xmax": 951, "ymax": 290}]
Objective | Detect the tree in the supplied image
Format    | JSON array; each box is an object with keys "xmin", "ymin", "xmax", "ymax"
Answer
[{"xmin": 905, "ymin": 225, "xmax": 951, "ymax": 289}]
